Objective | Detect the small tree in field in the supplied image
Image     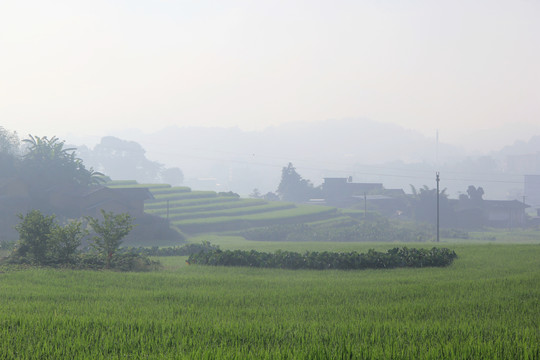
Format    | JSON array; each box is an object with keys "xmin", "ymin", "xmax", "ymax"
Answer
[
  {"xmin": 14, "ymin": 210, "xmax": 85, "ymax": 265},
  {"xmin": 48, "ymin": 220, "xmax": 87, "ymax": 264},
  {"xmin": 14, "ymin": 210, "xmax": 55, "ymax": 265},
  {"xmin": 86, "ymin": 210, "xmax": 134, "ymax": 268}
]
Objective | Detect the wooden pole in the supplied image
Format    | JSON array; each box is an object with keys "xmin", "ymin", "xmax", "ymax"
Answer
[{"xmin": 436, "ymin": 172, "xmax": 440, "ymax": 242}]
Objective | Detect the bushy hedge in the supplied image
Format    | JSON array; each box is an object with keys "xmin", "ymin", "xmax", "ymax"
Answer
[
  {"xmin": 6, "ymin": 252, "xmax": 159, "ymax": 272},
  {"xmin": 77, "ymin": 253, "xmax": 160, "ymax": 271},
  {"xmin": 122, "ymin": 241, "xmax": 219, "ymax": 257},
  {"xmin": 187, "ymin": 247, "xmax": 457, "ymax": 270}
]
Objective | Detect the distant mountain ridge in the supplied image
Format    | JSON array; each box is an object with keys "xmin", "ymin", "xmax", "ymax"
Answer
[
  {"xmin": 68, "ymin": 119, "xmax": 540, "ymax": 198},
  {"xmin": 496, "ymin": 135, "xmax": 540, "ymax": 157},
  {"xmin": 115, "ymin": 118, "xmax": 464, "ymax": 168}
]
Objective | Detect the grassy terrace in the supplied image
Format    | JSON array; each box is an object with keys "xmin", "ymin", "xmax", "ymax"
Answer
[
  {"xmin": 173, "ymin": 206, "xmax": 338, "ymax": 233},
  {"xmin": 146, "ymin": 198, "xmax": 267, "ymax": 215},
  {"xmin": 106, "ymin": 181, "xmax": 341, "ymax": 235},
  {"xmin": 147, "ymin": 186, "xmax": 191, "ymax": 195},
  {"xmin": 152, "ymin": 191, "xmax": 218, "ymax": 201},
  {"xmin": 145, "ymin": 196, "xmax": 242, "ymax": 210},
  {"xmin": 154, "ymin": 203, "xmax": 296, "ymax": 221}
]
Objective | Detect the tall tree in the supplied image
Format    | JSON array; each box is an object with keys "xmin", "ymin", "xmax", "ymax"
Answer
[
  {"xmin": 466, "ymin": 185, "xmax": 484, "ymax": 202},
  {"xmin": 91, "ymin": 136, "xmax": 163, "ymax": 183},
  {"xmin": 0, "ymin": 127, "xmax": 20, "ymax": 176},
  {"xmin": 409, "ymin": 184, "xmax": 451, "ymax": 225},
  {"xmin": 277, "ymin": 163, "xmax": 314, "ymax": 202}
]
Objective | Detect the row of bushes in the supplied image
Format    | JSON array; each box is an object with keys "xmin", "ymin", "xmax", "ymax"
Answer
[
  {"xmin": 72, "ymin": 253, "xmax": 159, "ymax": 271},
  {"xmin": 5, "ymin": 251, "xmax": 160, "ymax": 272},
  {"xmin": 121, "ymin": 241, "xmax": 219, "ymax": 257},
  {"xmin": 187, "ymin": 247, "xmax": 458, "ymax": 270}
]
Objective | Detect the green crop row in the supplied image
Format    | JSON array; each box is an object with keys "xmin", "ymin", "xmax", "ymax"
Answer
[
  {"xmin": 150, "ymin": 191, "xmax": 218, "ymax": 202},
  {"xmin": 107, "ymin": 182, "xmax": 172, "ymax": 190},
  {"xmin": 237, "ymin": 218, "xmax": 436, "ymax": 242},
  {"xmin": 146, "ymin": 198, "xmax": 266, "ymax": 215},
  {"xmin": 174, "ymin": 205, "xmax": 336, "ymax": 225},
  {"xmin": 144, "ymin": 196, "xmax": 241, "ymax": 210},
  {"xmin": 164, "ymin": 203, "xmax": 296, "ymax": 222},
  {"xmin": 149, "ymin": 186, "xmax": 191, "ymax": 195},
  {"xmin": 173, "ymin": 206, "xmax": 338, "ymax": 233}
]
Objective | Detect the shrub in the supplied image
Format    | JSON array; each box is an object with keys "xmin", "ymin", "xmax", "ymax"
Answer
[
  {"xmin": 188, "ymin": 247, "xmax": 457, "ymax": 270},
  {"xmin": 121, "ymin": 241, "xmax": 219, "ymax": 257},
  {"xmin": 86, "ymin": 210, "xmax": 134, "ymax": 269},
  {"xmin": 12, "ymin": 210, "xmax": 85, "ymax": 266}
]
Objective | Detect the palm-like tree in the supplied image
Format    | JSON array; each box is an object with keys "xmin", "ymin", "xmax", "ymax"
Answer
[
  {"xmin": 409, "ymin": 184, "xmax": 448, "ymax": 224},
  {"xmin": 22, "ymin": 135, "xmax": 103, "ymax": 188}
]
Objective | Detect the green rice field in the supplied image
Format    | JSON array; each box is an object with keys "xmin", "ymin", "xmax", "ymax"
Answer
[{"xmin": 1, "ymin": 241, "xmax": 539, "ymax": 359}]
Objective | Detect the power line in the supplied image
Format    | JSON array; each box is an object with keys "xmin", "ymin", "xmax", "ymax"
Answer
[{"xmin": 134, "ymin": 147, "xmax": 535, "ymax": 185}]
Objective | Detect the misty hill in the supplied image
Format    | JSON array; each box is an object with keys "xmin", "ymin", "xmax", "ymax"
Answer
[
  {"xmin": 495, "ymin": 135, "xmax": 540, "ymax": 158},
  {"xmin": 103, "ymin": 119, "xmax": 464, "ymax": 194},
  {"xmin": 70, "ymin": 119, "xmax": 540, "ymax": 201}
]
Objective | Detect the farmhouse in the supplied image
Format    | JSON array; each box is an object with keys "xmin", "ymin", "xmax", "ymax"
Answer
[
  {"xmin": 81, "ymin": 186, "xmax": 153, "ymax": 218},
  {"xmin": 0, "ymin": 182, "xmax": 179, "ymax": 243},
  {"xmin": 453, "ymin": 198, "xmax": 529, "ymax": 228},
  {"xmin": 322, "ymin": 177, "xmax": 383, "ymax": 207}
]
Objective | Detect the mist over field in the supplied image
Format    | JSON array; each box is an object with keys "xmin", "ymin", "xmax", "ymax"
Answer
[
  {"xmin": 2, "ymin": 1, "xmax": 540, "ymax": 357},
  {"xmin": 69, "ymin": 118, "xmax": 540, "ymax": 202}
]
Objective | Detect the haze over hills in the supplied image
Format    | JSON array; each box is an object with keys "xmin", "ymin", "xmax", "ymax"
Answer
[
  {"xmin": 100, "ymin": 118, "xmax": 462, "ymax": 191},
  {"xmin": 69, "ymin": 118, "xmax": 540, "ymax": 200}
]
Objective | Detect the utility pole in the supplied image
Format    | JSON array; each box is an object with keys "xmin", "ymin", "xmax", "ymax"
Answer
[
  {"xmin": 167, "ymin": 199, "xmax": 170, "ymax": 221},
  {"xmin": 522, "ymin": 195, "xmax": 526, "ymax": 228},
  {"xmin": 364, "ymin": 192, "xmax": 367, "ymax": 220},
  {"xmin": 436, "ymin": 172, "xmax": 440, "ymax": 242}
]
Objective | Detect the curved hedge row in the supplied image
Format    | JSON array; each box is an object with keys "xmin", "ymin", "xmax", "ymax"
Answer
[
  {"xmin": 121, "ymin": 242, "xmax": 219, "ymax": 257},
  {"xmin": 187, "ymin": 247, "xmax": 457, "ymax": 270}
]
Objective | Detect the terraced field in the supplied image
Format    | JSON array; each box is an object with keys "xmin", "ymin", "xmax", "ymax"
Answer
[{"xmin": 106, "ymin": 181, "xmax": 340, "ymax": 235}]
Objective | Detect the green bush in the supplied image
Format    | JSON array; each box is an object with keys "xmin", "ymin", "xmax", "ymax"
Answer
[
  {"xmin": 187, "ymin": 247, "xmax": 457, "ymax": 270},
  {"xmin": 78, "ymin": 252, "xmax": 159, "ymax": 271},
  {"xmin": 122, "ymin": 241, "xmax": 219, "ymax": 257},
  {"xmin": 12, "ymin": 210, "xmax": 86, "ymax": 266},
  {"xmin": 8, "ymin": 209, "xmax": 154, "ymax": 272}
]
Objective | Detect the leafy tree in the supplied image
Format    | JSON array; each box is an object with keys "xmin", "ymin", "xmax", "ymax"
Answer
[
  {"xmin": 22, "ymin": 135, "xmax": 103, "ymax": 188},
  {"xmin": 48, "ymin": 220, "xmax": 86, "ymax": 264},
  {"xmin": 0, "ymin": 127, "xmax": 20, "ymax": 176},
  {"xmin": 13, "ymin": 210, "xmax": 85, "ymax": 265},
  {"xmin": 276, "ymin": 163, "xmax": 315, "ymax": 202},
  {"xmin": 466, "ymin": 185, "xmax": 484, "ymax": 202},
  {"xmin": 86, "ymin": 210, "xmax": 134, "ymax": 269},
  {"xmin": 90, "ymin": 136, "xmax": 163, "ymax": 183},
  {"xmin": 160, "ymin": 167, "xmax": 184, "ymax": 185},
  {"xmin": 263, "ymin": 192, "xmax": 280, "ymax": 201},
  {"xmin": 249, "ymin": 188, "xmax": 262, "ymax": 199},
  {"xmin": 14, "ymin": 210, "xmax": 55, "ymax": 264},
  {"xmin": 409, "ymin": 185, "xmax": 452, "ymax": 225},
  {"xmin": 0, "ymin": 126, "xmax": 20, "ymax": 156}
]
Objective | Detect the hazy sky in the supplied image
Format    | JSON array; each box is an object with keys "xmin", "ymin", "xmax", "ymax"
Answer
[{"xmin": 1, "ymin": 0, "xmax": 539, "ymax": 150}]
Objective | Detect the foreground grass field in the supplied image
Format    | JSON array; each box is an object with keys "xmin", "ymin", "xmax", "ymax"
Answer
[{"xmin": 1, "ymin": 242, "xmax": 539, "ymax": 359}]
